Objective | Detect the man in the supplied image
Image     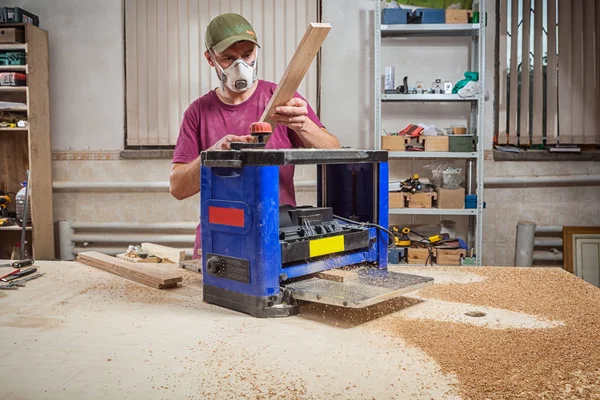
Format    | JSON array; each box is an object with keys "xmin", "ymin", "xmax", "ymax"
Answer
[{"xmin": 170, "ymin": 13, "xmax": 340, "ymax": 258}]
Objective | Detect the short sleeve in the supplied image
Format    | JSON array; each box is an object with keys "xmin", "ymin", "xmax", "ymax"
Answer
[
  {"xmin": 172, "ymin": 105, "xmax": 201, "ymax": 164},
  {"xmin": 288, "ymin": 91, "xmax": 326, "ymax": 148}
]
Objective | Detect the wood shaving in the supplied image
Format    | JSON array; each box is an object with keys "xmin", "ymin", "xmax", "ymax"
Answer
[{"xmin": 379, "ymin": 267, "xmax": 600, "ymax": 400}]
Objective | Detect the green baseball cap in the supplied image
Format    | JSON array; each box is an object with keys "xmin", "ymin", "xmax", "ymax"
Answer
[{"xmin": 205, "ymin": 13, "xmax": 260, "ymax": 53}]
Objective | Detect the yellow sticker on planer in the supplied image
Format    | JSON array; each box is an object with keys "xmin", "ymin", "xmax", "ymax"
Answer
[{"xmin": 309, "ymin": 235, "xmax": 345, "ymax": 258}]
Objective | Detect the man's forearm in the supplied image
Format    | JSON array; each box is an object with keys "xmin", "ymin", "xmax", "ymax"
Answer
[
  {"xmin": 296, "ymin": 118, "xmax": 340, "ymax": 149},
  {"xmin": 169, "ymin": 157, "xmax": 201, "ymax": 200}
]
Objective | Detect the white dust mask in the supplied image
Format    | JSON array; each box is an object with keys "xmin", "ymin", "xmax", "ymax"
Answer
[{"xmin": 213, "ymin": 49, "xmax": 258, "ymax": 93}]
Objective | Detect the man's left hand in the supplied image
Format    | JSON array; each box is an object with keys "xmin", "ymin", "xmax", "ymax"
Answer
[{"xmin": 270, "ymin": 98, "xmax": 310, "ymax": 132}]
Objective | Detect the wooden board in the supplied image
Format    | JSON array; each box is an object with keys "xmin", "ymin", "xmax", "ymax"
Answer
[
  {"xmin": 520, "ymin": 0, "xmax": 531, "ymax": 146},
  {"xmin": 508, "ymin": 0, "xmax": 519, "ymax": 145},
  {"xmin": 77, "ymin": 251, "xmax": 182, "ymax": 289},
  {"xmin": 531, "ymin": 0, "xmax": 543, "ymax": 145},
  {"xmin": 546, "ymin": 0, "xmax": 558, "ymax": 144},
  {"xmin": 316, "ymin": 268, "xmax": 359, "ymax": 283},
  {"xmin": 141, "ymin": 242, "xmax": 185, "ymax": 263},
  {"xmin": 259, "ymin": 22, "xmax": 331, "ymax": 134},
  {"xmin": 116, "ymin": 253, "xmax": 160, "ymax": 263}
]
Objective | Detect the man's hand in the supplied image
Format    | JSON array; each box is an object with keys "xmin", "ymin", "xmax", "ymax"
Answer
[
  {"xmin": 269, "ymin": 98, "xmax": 309, "ymax": 132},
  {"xmin": 209, "ymin": 134, "xmax": 256, "ymax": 150}
]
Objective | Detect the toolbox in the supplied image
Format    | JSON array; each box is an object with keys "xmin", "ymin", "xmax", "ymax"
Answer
[
  {"xmin": 0, "ymin": 7, "xmax": 40, "ymax": 26},
  {"xmin": 411, "ymin": 8, "xmax": 446, "ymax": 24},
  {"xmin": 0, "ymin": 72, "xmax": 26, "ymax": 86},
  {"xmin": 382, "ymin": 8, "xmax": 412, "ymax": 24},
  {"xmin": 448, "ymin": 134, "xmax": 477, "ymax": 152},
  {"xmin": 0, "ymin": 51, "xmax": 26, "ymax": 65},
  {"xmin": 0, "ymin": 27, "xmax": 24, "ymax": 44}
]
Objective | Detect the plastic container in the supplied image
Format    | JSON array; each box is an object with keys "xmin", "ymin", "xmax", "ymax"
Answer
[
  {"xmin": 382, "ymin": 8, "xmax": 411, "ymax": 24},
  {"xmin": 16, "ymin": 180, "xmax": 31, "ymax": 227},
  {"xmin": 411, "ymin": 8, "xmax": 446, "ymax": 24},
  {"xmin": 384, "ymin": 66, "xmax": 395, "ymax": 91}
]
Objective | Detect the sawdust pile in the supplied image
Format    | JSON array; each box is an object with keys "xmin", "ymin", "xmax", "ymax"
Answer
[{"xmin": 381, "ymin": 267, "xmax": 600, "ymax": 400}]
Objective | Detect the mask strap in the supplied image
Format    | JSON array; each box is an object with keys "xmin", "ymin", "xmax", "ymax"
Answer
[{"xmin": 209, "ymin": 48, "xmax": 227, "ymax": 90}]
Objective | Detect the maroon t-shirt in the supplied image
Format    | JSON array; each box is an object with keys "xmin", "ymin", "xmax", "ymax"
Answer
[{"xmin": 172, "ymin": 79, "xmax": 325, "ymax": 258}]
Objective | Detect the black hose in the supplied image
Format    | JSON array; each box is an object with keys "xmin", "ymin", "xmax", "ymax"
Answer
[{"xmin": 333, "ymin": 214, "xmax": 395, "ymax": 248}]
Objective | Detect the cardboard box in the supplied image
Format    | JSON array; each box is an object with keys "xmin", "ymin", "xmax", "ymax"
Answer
[
  {"xmin": 418, "ymin": 136, "xmax": 449, "ymax": 152},
  {"xmin": 381, "ymin": 135, "xmax": 407, "ymax": 151},
  {"xmin": 0, "ymin": 28, "xmax": 25, "ymax": 44},
  {"xmin": 389, "ymin": 192, "xmax": 406, "ymax": 208},
  {"xmin": 435, "ymin": 248, "xmax": 467, "ymax": 266},
  {"xmin": 406, "ymin": 192, "xmax": 437, "ymax": 208},
  {"xmin": 435, "ymin": 187, "xmax": 465, "ymax": 209}
]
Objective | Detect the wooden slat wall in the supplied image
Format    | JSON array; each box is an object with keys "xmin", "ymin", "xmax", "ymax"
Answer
[
  {"xmin": 125, "ymin": 0, "xmax": 319, "ymax": 147},
  {"xmin": 499, "ymin": 0, "xmax": 599, "ymax": 146},
  {"xmin": 546, "ymin": 0, "xmax": 557, "ymax": 144},
  {"xmin": 497, "ymin": 0, "xmax": 508, "ymax": 145}
]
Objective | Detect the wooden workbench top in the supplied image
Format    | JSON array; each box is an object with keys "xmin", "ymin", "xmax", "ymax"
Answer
[{"xmin": 0, "ymin": 261, "xmax": 598, "ymax": 399}]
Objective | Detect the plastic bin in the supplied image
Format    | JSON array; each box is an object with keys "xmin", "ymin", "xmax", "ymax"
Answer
[
  {"xmin": 382, "ymin": 8, "xmax": 411, "ymax": 24},
  {"xmin": 411, "ymin": 8, "xmax": 446, "ymax": 24}
]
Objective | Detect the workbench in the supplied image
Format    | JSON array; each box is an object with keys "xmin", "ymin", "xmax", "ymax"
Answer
[{"xmin": 0, "ymin": 260, "xmax": 598, "ymax": 400}]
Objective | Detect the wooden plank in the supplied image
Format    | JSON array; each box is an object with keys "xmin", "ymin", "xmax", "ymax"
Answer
[
  {"xmin": 570, "ymin": 0, "xmax": 584, "ymax": 144},
  {"xmin": 316, "ymin": 268, "xmax": 359, "ymax": 283},
  {"xmin": 125, "ymin": 0, "xmax": 139, "ymax": 146},
  {"xmin": 77, "ymin": 251, "xmax": 182, "ymax": 289},
  {"xmin": 508, "ymin": 0, "xmax": 519, "ymax": 145},
  {"xmin": 141, "ymin": 242, "xmax": 185, "ymax": 263},
  {"xmin": 582, "ymin": 0, "xmax": 596, "ymax": 144},
  {"xmin": 558, "ymin": 0, "xmax": 572, "ymax": 144},
  {"xmin": 498, "ymin": 0, "xmax": 509, "ymax": 144},
  {"xmin": 116, "ymin": 253, "xmax": 160, "ymax": 263},
  {"xmin": 531, "ymin": 0, "xmax": 543, "ymax": 145},
  {"xmin": 520, "ymin": 0, "xmax": 531, "ymax": 146},
  {"xmin": 546, "ymin": 0, "xmax": 558, "ymax": 144},
  {"xmin": 259, "ymin": 23, "xmax": 331, "ymax": 132},
  {"xmin": 25, "ymin": 25, "xmax": 54, "ymax": 260}
]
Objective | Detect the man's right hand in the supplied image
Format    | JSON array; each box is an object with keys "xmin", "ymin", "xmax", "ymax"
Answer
[{"xmin": 210, "ymin": 134, "xmax": 256, "ymax": 150}]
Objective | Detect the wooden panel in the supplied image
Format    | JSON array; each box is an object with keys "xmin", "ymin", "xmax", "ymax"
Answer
[
  {"xmin": 156, "ymin": 0, "xmax": 169, "ymax": 145},
  {"xmin": 546, "ymin": 0, "xmax": 558, "ymax": 144},
  {"xmin": 558, "ymin": 0, "xmax": 572, "ymax": 144},
  {"xmin": 582, "ymin": 0, "xmax": 597, "ymax": 144},
  {"xmin": 570, "ymin": 0, "xmax": 584, "ymax": 144},
  {"xmin": 25, "ymin": 25, "xmax": 54, "ymax": 260},
  {"xmin": 146, "ymin": 0, "xmax": 159, "ymax": 146},
  {"xmin": 498, "ymin": 0, "xmax": 509, "ymax": 144},
  {"xmin": 125, "ymin": 0, "xmax": 138, "ymax": 146},
  {"xmin": 260, "ymin": 23, "xmax": 330, "ymax": 130},
  {"xmin": 141, "ymin": 242, "xmax": 185, "ymax": 263},
  {"xmin": 167, "ymin": 0, "xmax": 180, "ymax": 146},
  {"xmin": 520, "ymin": 0, "xmax": 531, "ymax": 146},
  {"xmin": 77, "ymin": 251, "xmax": 183, "ymax": 289},
  {"xmin": 136, "ymin": 0, "xmax": 148, "ymax": 146},
  {"xmin": 531, "ymin": 0, "xmax": 543, "ymax": 144},
  {"xmin": 508, "ymin": 0, "xmax": 519, "ymax": 145}
]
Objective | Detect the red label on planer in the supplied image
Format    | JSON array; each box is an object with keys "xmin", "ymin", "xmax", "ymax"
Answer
[{"xmin": 208, "ymin": 206, "xmax": 245, "ymax": 227}]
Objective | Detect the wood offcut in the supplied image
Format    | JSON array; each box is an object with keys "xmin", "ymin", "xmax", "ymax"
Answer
[{"xmin": 77, "ymin": 251, "xmax": 182, "ymax": 289}]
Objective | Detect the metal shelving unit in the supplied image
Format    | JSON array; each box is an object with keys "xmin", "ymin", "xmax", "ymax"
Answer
[{"xmin": 374, "ymin": 1, "xmax": 486, "ymax": 265}]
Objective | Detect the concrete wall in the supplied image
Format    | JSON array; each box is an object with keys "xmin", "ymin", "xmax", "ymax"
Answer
[
  {"xmin": 12, "ymin": 0, "xmax": 125, "ymax": 150},
  {"xmin": 12, "ymin": 1, "xmax": 600, "ymax": 264}
]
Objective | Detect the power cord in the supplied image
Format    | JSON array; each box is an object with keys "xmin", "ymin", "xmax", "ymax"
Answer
[{"xmin": 333, "ymin": 214, "xmax": 395, "ymax": 248}]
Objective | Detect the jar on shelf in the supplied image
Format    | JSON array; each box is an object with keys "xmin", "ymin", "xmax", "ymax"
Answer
[{"xmin": 16, "ymin": 181, "xmax": 32, "ymax": 227}]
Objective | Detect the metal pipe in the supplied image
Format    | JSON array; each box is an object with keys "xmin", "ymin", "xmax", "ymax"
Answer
[
  {"xmin": 485, "ymin": 174, "xmax": 600, "ymax": 186},
  {"xmin": 515, "ymin": 221, "xmax": 536, "ymax": 267},
  {"xmin": 71, "ymin": 222, "xmax": 197, "ymax": 231},
  {"xmin": 535, "ymin": 225, "xmax": 563, "ymax": 234},
  {"xmin": 534, "ymin": 238, "xmax": 563, "ymax": 247},
  {"xmin": 53, "ymin": 180, "xmax": 319, "ymax": 191},
  {"xmin": 533, "ymin": 250, "xmax": 563, "ymax": 261},
  {"xmin": 71, "ymin": 233, "xmax": 195, "ymax": 244},
  {"xmin": 58, "ymin": 220, "xmax": 75, "ymax": 260}
]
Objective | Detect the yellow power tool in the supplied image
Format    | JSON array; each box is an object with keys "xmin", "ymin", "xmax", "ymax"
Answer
[{"xmin": 391, "ymin": 226, "xmax": 443, "ymax": 247}]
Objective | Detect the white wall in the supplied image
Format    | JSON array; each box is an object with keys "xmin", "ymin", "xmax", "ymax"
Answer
[{"xmin": 12, "ymin": 0, "xmax": 125, "ymax": 150}]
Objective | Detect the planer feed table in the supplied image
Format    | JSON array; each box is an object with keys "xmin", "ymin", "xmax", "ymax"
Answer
[{"xmin": 200, "ymin": 149, "xmax": 433, "ymax": 317}]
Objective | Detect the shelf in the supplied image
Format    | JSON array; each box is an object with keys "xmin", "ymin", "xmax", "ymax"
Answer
[
  {"xmin": 0, "ymin": 127, "xmax": 28, "ymax": 131},
  {"xmin": 0, "ymin": 43, "xmax": 27, "ymax": 51},
  {"xmin": 382, "ymin": 94, "xmax": 478, "ymax": 102},
  {"xmin": 381, "ymin": 23, "xmax": 480, "ymax": 37},
  {"xmin": 0, "ymin": 86, "xmax": 27, "ymax": 92},
  {"xmin": 388, "ymin": 151, "xmax": 477, "ymax": 159},
  {"xmin": 389, "ymin": 208, "xmax": 476, "ymax": 216},
  {"xmin": 0, "ymin": 65, "xmax": 27, "ymax": 72},
  {"xmin": 0, "ymin": 225, "xmax": 32, "ymax": 231}
]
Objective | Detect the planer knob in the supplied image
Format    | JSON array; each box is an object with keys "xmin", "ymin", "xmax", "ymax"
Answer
[{"xmin": 206, "ymin": 256, "xmax": 224, "ymax": 275}]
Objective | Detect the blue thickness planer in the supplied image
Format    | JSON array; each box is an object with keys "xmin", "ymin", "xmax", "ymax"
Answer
[{"xmin": 199, "ymin": 148, "xmax": 433, "ymax": 318}]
